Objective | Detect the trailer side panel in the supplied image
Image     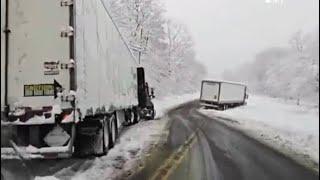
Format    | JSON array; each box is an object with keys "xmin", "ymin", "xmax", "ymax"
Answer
[
  {"xmin": 219, "ymin": 82, "xmax": 246, "ymax": 103},
  {"xmin": 75, "ymin": 0, "xmax": 138, "ymax": 115}
]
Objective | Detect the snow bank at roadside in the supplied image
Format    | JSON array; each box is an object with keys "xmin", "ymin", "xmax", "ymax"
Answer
[
  {"xmin": 199, "ymin": 95, "xmax": 319, "ymax": 170},
  {"xmin": 35, "ymin": 93, "xmax": 199, "ymax": 180},
  {"xmin": 35, "ymin": 176, "xmax": 60, "ymax": 180},
  {"xmin": 70, "ymin": 120, "xmax": 168, "ymax": 180},
  {"xmin": 153, "ymin": 93, "xmax": 199, "ymax": 118}
]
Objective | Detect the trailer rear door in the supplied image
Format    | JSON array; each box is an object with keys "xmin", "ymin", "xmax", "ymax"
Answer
[
  {"xmin": 200, "ymin": 81, "xmax": 220, "ymax": 102},
  {"xmin": 6, "ymin": 0, "xmax": 72, "ymax": 109}
]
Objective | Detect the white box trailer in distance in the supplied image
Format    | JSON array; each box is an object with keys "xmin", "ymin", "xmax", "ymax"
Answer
[
  {"xmin": 200, "ymin": 80, "xmax": 248, "ymax": 110},
  {"xmin": 1, "ymin": 0, "xmax": 155, "ymax": 158}
]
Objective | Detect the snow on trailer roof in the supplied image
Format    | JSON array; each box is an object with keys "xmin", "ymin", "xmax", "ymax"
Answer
[{"xmin": 202, "ymin": 79, "xmax": 247, "ymax": 87}]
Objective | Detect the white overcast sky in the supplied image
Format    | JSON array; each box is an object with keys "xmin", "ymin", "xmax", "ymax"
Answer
[{"xmin": 163, "ymin": 0, "xmax": 319, "ymax": 77}]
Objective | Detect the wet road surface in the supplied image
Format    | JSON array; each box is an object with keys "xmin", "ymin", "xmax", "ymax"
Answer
[{"xmin": 132, "ymin": 101, "xmax": 318, "ymax": 180}]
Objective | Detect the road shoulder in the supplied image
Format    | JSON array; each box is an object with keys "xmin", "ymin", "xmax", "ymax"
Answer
[{"xmin": 197, "ymin": 108, "xmax": 319, "ymax": 174}]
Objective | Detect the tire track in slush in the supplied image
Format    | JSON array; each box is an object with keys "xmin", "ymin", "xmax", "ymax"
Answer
[{"xmin": 151, "ymin": 103, "xmax": 222, "ymax": 180}]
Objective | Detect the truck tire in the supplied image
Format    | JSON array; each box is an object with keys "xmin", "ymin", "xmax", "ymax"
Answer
[
  {"xmin": 152, "ymin": 109, "xmax": 157, "ymax": 119},
  {"xmin": 223, "ymin": 105, "xmax": 228, "ymax": 110},
  {"xmin": 133, "ymin": 107, "xmax": 140, "ymax": 124},
  {"xmin": 124, "ymin": 109, "xmax": 135, "ymax": 125},
  {"xmin": 110, "ymin": 113, "xmax": 118, "ymax": 148},
  {"xmin": 129, "ymin": 110, "xmax": 135, "ymax": 124},
  {"xmin": 103, "ymin": 116, "xmax": 112, "ymax": 153},
  {"xmin": 146, "ymin": 109, "xmax": 156, "ymax": 120}
]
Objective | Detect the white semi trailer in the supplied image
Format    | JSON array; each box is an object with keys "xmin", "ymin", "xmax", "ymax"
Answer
[
  {"xmin": 200, "ymin": 80, "xmax": 248, "ymax": 110},
  {"xmin": 1, "ymin": 0, "xmax": 155, "ymax": 158}
]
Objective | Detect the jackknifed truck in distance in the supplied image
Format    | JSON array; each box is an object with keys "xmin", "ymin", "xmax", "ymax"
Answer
[
  {"xmin": 200, "ymin": 80, "xmax": 248, "ymax": 110},
  {"xmin": 1, "ymin": 0, "xmax": 155, "ymax": 159}
]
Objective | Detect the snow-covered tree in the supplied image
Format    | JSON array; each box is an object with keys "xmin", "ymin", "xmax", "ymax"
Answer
[
  {"xmin": 164, "ymin": 20, "xmax": 194, "ymax": 75},
  {"xmin": 222, "ymin": 29, "xmax": 319, "ymax": 105},
  {"xmin": 107, "ymin": 0, "xmax": 166, "ymax": 62},
  {"xmin": 290, "ymin": 30, "xmax": 306, "ymax": 56},
  {"xmin": 105, "ymin": 0, "xmax": 206, "ymax": 97}
]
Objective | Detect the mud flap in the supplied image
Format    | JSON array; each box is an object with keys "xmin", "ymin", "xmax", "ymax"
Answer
[{"xmin": 74, "ymin": 120, "xmax": 104, "ymax": 157}]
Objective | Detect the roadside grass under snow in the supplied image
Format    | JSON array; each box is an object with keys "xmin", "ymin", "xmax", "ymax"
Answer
[
  {"xmin": 35, "ymin": 93, "xmax": 199, "ymax": 180},
  {"xmin": 199, "ymin": 95, "xmax": 319, "ymax": 171}
]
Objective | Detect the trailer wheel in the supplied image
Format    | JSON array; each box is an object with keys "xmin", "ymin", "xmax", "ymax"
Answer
[
  {"xmin": 223, "ymin": 105, "xmax": 228, "ymax": 110},
  {"xmin": 103, "ymin": 116, "xmax": 112, "ymax": 153},
  {"xmin": 151, "ymin": 109, "xmax": 156, "ymax": 120},
  {"xmin": 133, "ymin": 107, "xmax": 140, "ymax": 124},
  {"xmin": 129, "ymin": 110, "xmax": 135, "ymax": 124},
  {"xmin": 218, "ymin": 105, "xmax": 225, "ymax": 111},
  {"xmin": 146, "ymin": 109, "xmax": 156, "ymax": 120},
  {"xmin": 110, "ymin": 113, "xmax": 118, "ymax": 148}
]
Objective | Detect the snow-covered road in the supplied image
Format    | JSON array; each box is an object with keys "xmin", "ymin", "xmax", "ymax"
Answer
[
  {"xmin": 132, "ymin": 101, "xmax": 318, "ymax": 180},
  {"xmin": 199, "ymin": 95, "xmax": 319, "ymax": 172},
  {"xmin": 3, "ymin": 93, "xmax": 318, "ymax": 180},
  {"xmin": 1, "ymin": 93, "xmax": 199, "ymax": 180}
]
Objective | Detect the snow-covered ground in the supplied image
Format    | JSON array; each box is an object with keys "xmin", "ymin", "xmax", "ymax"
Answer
[
  {"xmin": 153, "ymin": 93, "xmax": 199, "ymax": 118},
  {"xmin": 199, "ymin": 95, "xmax": 319, "ymax": 171},
  {"xmin": 35, "ymin": 93, "xmax": 199, "ymax": 180}
]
